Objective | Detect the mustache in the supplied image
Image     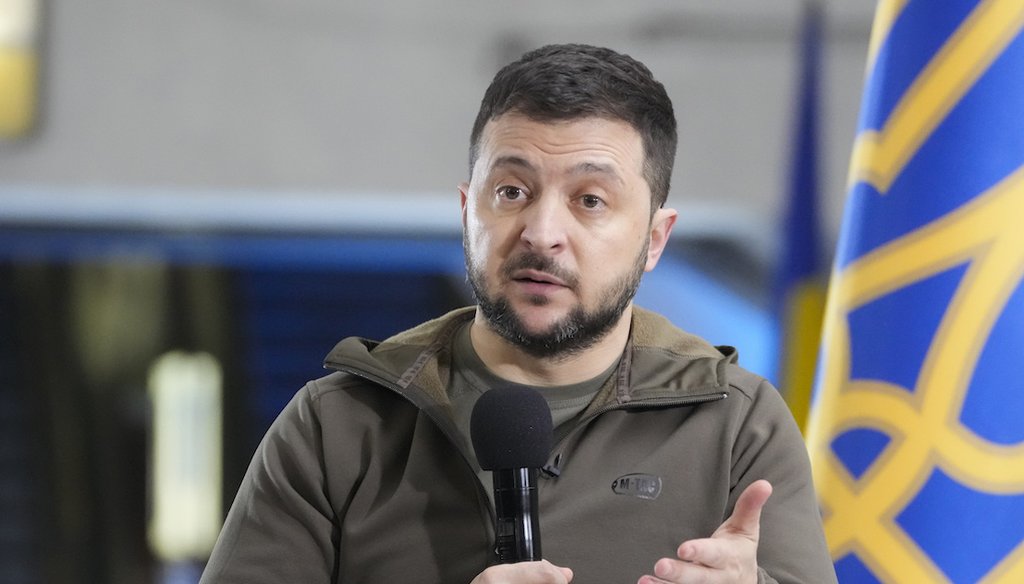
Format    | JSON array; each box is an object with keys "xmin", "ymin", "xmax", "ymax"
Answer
[{"xmin": 501, "ymin": 253, "xmax": 579, "ymax": 289}]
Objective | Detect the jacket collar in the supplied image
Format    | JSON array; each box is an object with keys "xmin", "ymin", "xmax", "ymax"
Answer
[{"xmin": 323, "ymin": 306, "xmax": 735, "ymax": 408}]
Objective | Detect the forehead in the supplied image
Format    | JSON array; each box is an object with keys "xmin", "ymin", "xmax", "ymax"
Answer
[{"xmin": 474, "ymin": 113, "xmax": 645, "ymax": 178}]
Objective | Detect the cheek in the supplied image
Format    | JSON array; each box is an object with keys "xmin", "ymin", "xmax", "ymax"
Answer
[
  {"xmin": 587, "ymin": 224, "xmax": 647, "ymax": 264},
  {"xmin": 578, "ymin": 238, "xmax": 647, "ymax": 288},
  {"xmin": 467, "ymin": 220, "xmax": 491, "ymax": 249},
  {"xmin": 465, "ymin": 221, "xmax": 500, "ymax": 270},
  {"xmin": 463, "ymin": 209, "xmax": 486, "ymax": 244},
  {"xmin": 470, "ymin": 214, "xmax": 517, "ymax": 254}
]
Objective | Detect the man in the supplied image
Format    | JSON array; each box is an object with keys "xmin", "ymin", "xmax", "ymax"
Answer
[{"xmin": 201, "ymin": 44, "xmax": 836, "ymax": 584}]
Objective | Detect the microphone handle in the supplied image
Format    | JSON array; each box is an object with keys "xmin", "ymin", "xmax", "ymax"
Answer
[{"xmin": 492, "ymin": 467, "xmax": 542, "ymax": 563}]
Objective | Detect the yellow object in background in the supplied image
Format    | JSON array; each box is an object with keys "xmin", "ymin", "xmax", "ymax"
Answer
[
  {"xmin": 148, "ymin": 351, "xmax": 223, "ymax": 563},
  {"xmin": 0, "ymin": 0, "xmax": 38, "ymax": 138}
]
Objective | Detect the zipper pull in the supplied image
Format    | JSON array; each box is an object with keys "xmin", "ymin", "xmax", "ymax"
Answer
[{"xmin": 541, "ymin": 452, "xmax": 563, "ymax": 478}]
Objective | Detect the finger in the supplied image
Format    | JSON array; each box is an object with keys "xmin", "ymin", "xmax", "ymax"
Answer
[
  {"xmin": 718, "ymin": 479, "xmax": 772, "ymax": 538},
  {"xmin": 637, "ymin": 565, "xmax": 678, "ymax": 584},
  {"xmin": 676, "ymin": 536, "xmax": 729, "ymax": 568},
  {"xmin": 642, "ymin": 556, "xmax": 714, "ymax": 584},
  {"xmin": 471, "ymin": 560, "xmax": 573, "ymax": 583},
  {"xmin": 528, "ymin": 560, "xmax": 572, "ymax": 583}
]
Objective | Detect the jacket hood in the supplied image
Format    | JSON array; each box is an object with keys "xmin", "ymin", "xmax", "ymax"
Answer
[{"xmin": 323, "ymin": 306, "xmax": 737, "ymax": 409}]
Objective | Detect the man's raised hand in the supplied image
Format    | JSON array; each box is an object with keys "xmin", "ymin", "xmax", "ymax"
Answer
[{"xmin": 638, "ymin": 479, "xmax": 773, "ymax": 584}]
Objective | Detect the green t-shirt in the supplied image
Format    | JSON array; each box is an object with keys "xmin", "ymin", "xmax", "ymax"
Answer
[{"xmin": 447, "ymin": 322, "xmax": 618, "ymax": 499}]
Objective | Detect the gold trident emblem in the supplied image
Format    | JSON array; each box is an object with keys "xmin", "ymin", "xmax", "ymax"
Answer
[{"xmin": 806, "ymin": 163, "xmax": 1024, "ymax": 582}]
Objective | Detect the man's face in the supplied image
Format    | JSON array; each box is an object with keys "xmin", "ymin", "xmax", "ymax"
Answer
[{"xmin": 460, "ymin": 113, "xmax": 676, "ymax": 359}]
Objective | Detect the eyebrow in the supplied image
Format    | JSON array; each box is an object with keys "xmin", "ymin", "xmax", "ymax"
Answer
[
  {"xmin": 489, "ymin": 156, "xmax": 624, "ymax": 185},
  {"xmin": 570, "ymin": 161, "xmax": 623, "ymax": 185},
  {"xmin": 490, "ymin": 155, "xmax": 536, "ymax": 173}
]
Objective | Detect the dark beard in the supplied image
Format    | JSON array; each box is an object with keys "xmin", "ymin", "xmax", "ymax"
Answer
[{"xmin": 464, "ymin": 242, "xmax": 648, "ymax": 360}]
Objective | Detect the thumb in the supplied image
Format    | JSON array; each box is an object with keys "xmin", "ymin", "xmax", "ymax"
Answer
[{"xmin": 719, "ymin": 479, "xmax": 773, "ymax": 539}]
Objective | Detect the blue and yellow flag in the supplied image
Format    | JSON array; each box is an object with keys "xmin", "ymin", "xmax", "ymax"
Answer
[
  {"xmin": 774, "ymin": 0, "xmax": 827, "ymax": 432},
  {"xmin": 806, "ymin": 0, "xmax": 1024, "ymax": 582}
]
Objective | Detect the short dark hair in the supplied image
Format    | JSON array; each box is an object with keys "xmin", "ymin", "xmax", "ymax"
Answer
[{"xmin": 469, "ymin": 43, "xmax": 677, "ymax": 210}]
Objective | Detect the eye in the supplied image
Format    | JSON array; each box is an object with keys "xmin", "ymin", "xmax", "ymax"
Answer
[
  {"xmin": 580, "ymin": 194, "xmax": 604, "ymax": 209},
  {"xmin": 496, "ymin": 185, "xmax": 525, "ymax": 200}
]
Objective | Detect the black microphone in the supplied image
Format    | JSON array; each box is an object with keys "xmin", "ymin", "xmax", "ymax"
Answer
[{"xmin": 470, "ymin": 386, "xmax": 553, "ymax": 564}]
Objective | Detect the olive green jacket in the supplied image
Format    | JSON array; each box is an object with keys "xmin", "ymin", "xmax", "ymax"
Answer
[{"xmin": 201, "ymin": 307, "xmax": 836, "ymax": 583}]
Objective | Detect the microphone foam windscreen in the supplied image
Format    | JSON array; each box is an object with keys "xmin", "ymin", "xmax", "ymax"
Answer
[{"xmin": 471, "ymin": 386, "xmax": 553, "ymax": 471}]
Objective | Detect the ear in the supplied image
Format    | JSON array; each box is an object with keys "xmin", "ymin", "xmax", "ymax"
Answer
[
  {"xmin": 644, "ymin": 207, "xmax": 678, "ymax": 272},
  {"xmin": 458, "ymin": 182, "xmax": 470, "ymax": 229}
]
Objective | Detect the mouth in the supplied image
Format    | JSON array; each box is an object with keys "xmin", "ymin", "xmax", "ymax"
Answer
[{"xmin": 511, "ymin": 269, "xmax": 569, "ymax": 288}]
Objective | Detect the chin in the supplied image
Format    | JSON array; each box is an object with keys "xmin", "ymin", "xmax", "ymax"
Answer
[
  {"xmin": 512, "ymin": 305, "xmax": 571, "ymax": 332},
  {"xmin": 512, "ymin": 318, "xmax": 562, "ymax": 340}
]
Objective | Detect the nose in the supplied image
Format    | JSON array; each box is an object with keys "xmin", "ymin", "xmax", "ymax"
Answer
[{"xmin": 518, "ymin": 194, "xmax": 569, "ymax": 252}]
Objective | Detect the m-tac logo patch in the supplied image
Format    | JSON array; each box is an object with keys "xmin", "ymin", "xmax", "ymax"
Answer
[{"xmin": 611, "ymin": 473, "xmax": 662, "ymax": 500}]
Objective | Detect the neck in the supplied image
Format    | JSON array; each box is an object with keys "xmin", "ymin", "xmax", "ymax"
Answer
[{"xmin": 469, "ymin": 307, "xmax": 632, "ymax": 386}]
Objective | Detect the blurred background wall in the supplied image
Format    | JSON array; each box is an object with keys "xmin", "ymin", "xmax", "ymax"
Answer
[{"xmin": 0, "ymin": 1, "xmax": 872, "ymax": 582}]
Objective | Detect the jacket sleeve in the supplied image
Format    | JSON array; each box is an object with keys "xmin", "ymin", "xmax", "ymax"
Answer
[
  {"xmin": 200, "ymin": 384, "xmax": 338, "ymax": 583},
  {"xmin": 728, "ymin": 371, "xmax": 838, "ymax": 584}
]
